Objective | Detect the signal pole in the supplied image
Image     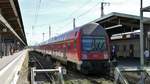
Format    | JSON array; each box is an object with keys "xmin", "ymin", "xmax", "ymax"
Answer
[
  {"xmin": 42, "ymin": 32, "xmax": 45, "ymax": 41},
  {"xmin": 32, "ymin": 26, "xmax": 34, "ymax": 37},
  {"xmin": 73, "ymin": 18, "xmax": 76, "ymax": 29},
  {"xmin": 32, "ymin": 26, "xmax": 35, "ymax": 45},
  {"xmin": 101, "ymin": 2, "xmax": 110, "ymax": 17},
  {"xmin": 49, "ymin": 26, "xmax": 51, "ymax": 38}
]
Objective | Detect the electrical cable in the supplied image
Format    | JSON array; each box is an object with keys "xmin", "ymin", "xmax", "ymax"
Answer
[{"xmin": 34, "ymin": 0, "xmax": 42, "ymax": 26}]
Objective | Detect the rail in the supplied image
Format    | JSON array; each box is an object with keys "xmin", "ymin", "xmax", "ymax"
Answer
[
  {"xmin": 114, "ymin": 67, "xmax": 150, "ymax": 84},
  {"xmin": 31, "ymin": 55, "xmax": 52, "ymax": 80},
  {"xmin": 31, "ymin": 67, "xmax": 66, "ymax": 84}
]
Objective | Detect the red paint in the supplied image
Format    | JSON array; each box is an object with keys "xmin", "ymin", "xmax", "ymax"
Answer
[
  {"xmin": 38, "ymin": 26, "xmax": 110, "ymax": 64},
  {"xmin": 81, "ymin": 51, "xmax": 108, "ymax": 60}
]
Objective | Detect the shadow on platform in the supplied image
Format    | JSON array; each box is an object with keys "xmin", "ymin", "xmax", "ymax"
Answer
[{"xmin": 117, "ymin": 57, "xmax": 140, "ymax": 67}]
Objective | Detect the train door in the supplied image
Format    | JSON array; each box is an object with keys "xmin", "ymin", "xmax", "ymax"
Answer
[{"xmin": 129, "ymin": 44, "xmax": 134, "ymax": 58}]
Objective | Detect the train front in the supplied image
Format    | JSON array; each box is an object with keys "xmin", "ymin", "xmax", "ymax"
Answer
[{"xmin": 79, "ymin": 23, "xmax": 110, "ymax": 74}]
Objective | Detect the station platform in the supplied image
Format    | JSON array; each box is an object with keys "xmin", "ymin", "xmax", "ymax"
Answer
[
  {"xmin": 0, "ymin": 49, "xmax": 28, "ymax": 84},
  {"xmin": 117, "ymin": 57, "xmax": 140, "ymax": 67}
]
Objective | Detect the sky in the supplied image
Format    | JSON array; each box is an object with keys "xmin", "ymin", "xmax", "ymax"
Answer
[{"xmin": 18, "ymin": 0, "xmax": 150, "ymax": 45}]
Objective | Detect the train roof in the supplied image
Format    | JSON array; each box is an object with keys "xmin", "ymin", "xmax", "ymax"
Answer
[
  {"xmin": 40, "ymin": 23, "xmax": 105, "ymax": 45},
  {"xmin": 80, "ymin": 22, "xmax": 106, "ymax": 36}
]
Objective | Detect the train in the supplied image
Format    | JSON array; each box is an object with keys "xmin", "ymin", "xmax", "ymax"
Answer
[{"xmin": 36, "ymin": 23, "xmax": 110, "ymax": 74}]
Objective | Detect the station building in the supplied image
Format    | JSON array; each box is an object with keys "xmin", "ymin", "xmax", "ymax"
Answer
[
  {"xmin": 0, "ymin": 0, "xmax": 27, "ymax": 56},
  {"xmin": 92, "ymin": 12, "xmax": 150, "ymax": 58}
]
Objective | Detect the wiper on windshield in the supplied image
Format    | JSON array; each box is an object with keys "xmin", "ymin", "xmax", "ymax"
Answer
[
  {"xmin": 91, "ymin": 39, "xmax": 95, "ymax": 51},
  {"xmin": 100, "ymin": 42, "xmax": 104, "ymax": 49}
]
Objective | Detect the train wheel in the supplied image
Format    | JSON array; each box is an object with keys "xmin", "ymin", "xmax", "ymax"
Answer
[
  {"xmin": 67, "ymin": 61, "xmax": 77, "ymax": 71},
  {"xmin": 80, "ymin": 68, "xmax": 89, "ymax": 75}
]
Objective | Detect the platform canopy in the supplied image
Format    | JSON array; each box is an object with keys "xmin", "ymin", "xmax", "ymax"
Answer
[
  {"xmin": 0, "ymin": 0, "xmax": 27, "ymax": 45},
  {"xmin": 92, "ymin": 12, "xmax": 150, "ymax": 36}
]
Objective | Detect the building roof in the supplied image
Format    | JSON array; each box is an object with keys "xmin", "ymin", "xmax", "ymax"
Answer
[
  {"xmin": 0, "ymin": 0, "xmax": 27, "ymax": 45},
  {"xmin": 92, "ymin": 12, "xmax": 150, "ymax": 36}
]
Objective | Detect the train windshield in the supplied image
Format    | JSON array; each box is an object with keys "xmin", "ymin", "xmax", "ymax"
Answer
[{"xmin": 82, "ymin": 36, "xmax": 106, "ymax": 51}]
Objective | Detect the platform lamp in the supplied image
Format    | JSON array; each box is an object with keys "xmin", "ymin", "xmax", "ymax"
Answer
[{"xmin": 2, "ymin": 28, "xmax": 7, "ymax": 32}]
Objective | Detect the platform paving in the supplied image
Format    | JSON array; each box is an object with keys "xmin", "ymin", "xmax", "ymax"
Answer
[{"xmin": 0, "ymin": 49, "xmax": 28, "ymax": 84}]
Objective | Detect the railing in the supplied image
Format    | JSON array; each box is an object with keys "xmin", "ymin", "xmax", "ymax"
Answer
[
  {"xmin": 114, "ymin": 67, "xmax": 150, "ymax": 84},
  {"xmin": 31, "ymin": 67, "xmax": 66, "ymax": 84},
  {"xmin": 114, "ymin": 67, "xmax": 129, "ymax": 84}
]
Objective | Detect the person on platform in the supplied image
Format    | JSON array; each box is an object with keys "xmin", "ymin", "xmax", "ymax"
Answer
[
  {"xmin": 112, "ymin": 46, "xmax": 117, "ymax": 60},
  {"xmin": 144, "ymin": 48, "xmax": 150, "ymax": 66}
]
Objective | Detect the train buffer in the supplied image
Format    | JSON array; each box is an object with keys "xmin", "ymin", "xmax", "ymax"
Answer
[{"xmin": 114, "ymin": 66, "xmax": 150, "ymax": 84}]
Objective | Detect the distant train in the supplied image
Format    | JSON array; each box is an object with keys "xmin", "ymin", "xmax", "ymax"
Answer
[{"xmin": 36, "ymin": 23, "xmax": 110, "ymax": 74}]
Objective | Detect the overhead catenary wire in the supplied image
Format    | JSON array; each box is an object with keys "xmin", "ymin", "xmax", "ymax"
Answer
[
  {"xmin": 31, "ymin": 0, "xmax": 42, "ymax": 45},
  {"xmin": 34, "ymin": 0, "xmax": 42, "ymax": 27},
  {"xmin": 77, "ymin": 2, "xmax": 100, "ymax": 18},
  {"xmin": 31, "ymin": 1, "xmax": 101, "ymax": 42},
  {"xmin": 32, "ymin": 0, "xmax": 99, "ymax": 29},
  {"xmin": 58, "ymin": 0, "xmax": 93, "ymax": 22},
  {"xmin": 58, "ymin": 1, "xmax": 101, "ymax": 29}
]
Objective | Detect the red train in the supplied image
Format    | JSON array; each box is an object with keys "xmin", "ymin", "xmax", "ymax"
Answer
[{"xmin": 37, "ymin": 23, "xmax": 110, "ymax": 74}]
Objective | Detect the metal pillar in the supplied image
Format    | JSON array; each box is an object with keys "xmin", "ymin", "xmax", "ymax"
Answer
[
  {"xmin": 58, "ymin": 67, "xmax": 65, "ymax": 84},
  {"xmin": 73, "ymin": 18, "xmax": 75, "ymax": 29},
  {"xmin": 101, "ymin": 2, "xmax": 104, "ymax": 17},
  {"xmin": 140, "ymin": 0, "xmax": 144, "ymax": 68},
  {"xmin": 140, "ymin": 0, "xmax": 144, "ymax": 83},
  {"xmin": 49, "ymin": 25, "xmax": 51, "ymax": 38},
  {"xmin": 139, "ymin": 0, "xmax": 150, "ymax": 83},
  {"xmin": 42, "ymin": 32, "xmax": 45, "ymax": 41},
  {"xmin": 31, "ymin": 67, "xmax": 36, "ymax": 84},
  {"xmin": 0, "ymin": 34, "xmax": 2, "ymax": 57},
  {"xmin": 100, "ymin": 2, "xmax": 110, "ymax": 17}
]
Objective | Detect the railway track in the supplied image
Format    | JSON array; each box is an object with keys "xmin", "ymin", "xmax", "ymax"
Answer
[
  {"xmin": 29, "ymin": 51, "xmax": 114, "ymax": 84},
  {"xmin": 29, "ymin": 51, "xmax": 58, "ymax": 83},
  {"xmin": 64, "ymin": 68, "xmax": 114, "ymax": 84},
  {"xmin": 29, "ymin": 51, "xmax": 150, "ymax": 84}
]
